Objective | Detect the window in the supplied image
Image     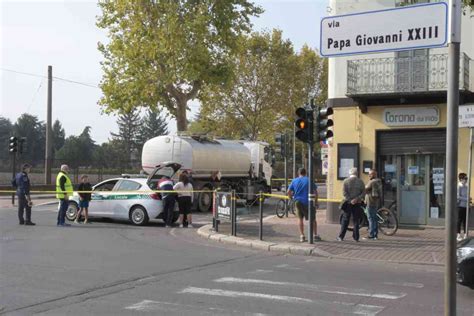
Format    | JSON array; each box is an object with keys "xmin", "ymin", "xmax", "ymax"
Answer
[
  {"xmin": 116, "ymin": 180, "xmax": 142, "ymax": 191},
  {"xmin": 94, "ymin": 180, "xmax": 119, "ymax": 192}
]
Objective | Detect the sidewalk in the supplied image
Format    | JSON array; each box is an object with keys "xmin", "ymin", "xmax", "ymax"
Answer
[{"xmin": 197, "ymin": 210, "xmax": 446, "ymax": 266}]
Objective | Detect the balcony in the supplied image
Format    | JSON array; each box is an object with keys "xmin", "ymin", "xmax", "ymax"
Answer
[{"xmin": 347, "ymin": 53, "xmax": 472, "ymax": 97}]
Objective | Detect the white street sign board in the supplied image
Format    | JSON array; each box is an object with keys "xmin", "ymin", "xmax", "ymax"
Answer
[
  {"xmin": 320, "ymin": 2, "xmax": 448, "ymax": 57},
  {"xmin": 458, "ymin": 104, "xmax": 474, "ymax": 128}
]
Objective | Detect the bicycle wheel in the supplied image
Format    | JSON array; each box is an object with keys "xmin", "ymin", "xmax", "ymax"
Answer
[
  {"xmin": 275, "ymin": 199, "xmax": 287, "ymax": 218},
  {"xmin": 377, "ymin": 207, "xmax": 398, "ymax": 236}
]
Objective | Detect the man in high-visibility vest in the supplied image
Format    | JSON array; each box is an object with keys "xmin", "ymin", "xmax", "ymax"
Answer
[{"xmin": 56, "ymin": 164, "xmax": 73, "ymax": 226}]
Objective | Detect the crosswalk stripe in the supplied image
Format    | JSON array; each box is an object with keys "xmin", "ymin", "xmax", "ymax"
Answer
[
  {"xmin": 179, "ymin": 287, "xmax": 385, "ymax": 315},
  {"xmin": 383, "ymin": 282, "xmax": 424, "ymax": 288},
  {"xmin": 179, "ymin": 286, "xmax": 312, "ymax": 303},
  {"xmin": 214, "ymin": 277, "xmax": 406, "ymax": 300}
]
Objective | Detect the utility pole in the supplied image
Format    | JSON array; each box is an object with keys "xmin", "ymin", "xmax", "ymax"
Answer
[
  {"xmin": 45, "ymin": 65, "xmax": 53, "ymax": 184},
  {"xmin": 445, "ymin": 1, "xmax": 461, "ymax": 315},
  {"xmin": 283, "ymin": 133, "xmax": 288, "ymax": 215}
]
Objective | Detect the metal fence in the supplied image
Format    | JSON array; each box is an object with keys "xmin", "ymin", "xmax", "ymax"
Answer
[{"xmin": 347, "ymin": 52, "xmax": 471, "ymax": 95}]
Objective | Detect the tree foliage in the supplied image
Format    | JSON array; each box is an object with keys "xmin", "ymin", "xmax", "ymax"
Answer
[
  {"xmin": 52, "ymin": 120, "xmax": 65, "ymax": 155},
  {"xmin": 13, "ymin": 114, "xmax": 45, "ymax": 165},
  {"xmin": 55, "ymin": 127, "xmax": 96, "ymax": 168},
  {"xmin": 97, "ymin": 0, "xmax": 262, "ymax": 132},
  {"xmin": 197, "ymin": 30, "xmax": 326, "ymax": 142},
  {"xmin": 138, "ymin": 109, "xmax": 169, "ymax": 147},
  {"xmin": 0, "ymin": 116, "xmax": 13, "ymax": 163},
  {"xmin": 110, "ymin": 109, "xmax": 142, "ymax": 164}
]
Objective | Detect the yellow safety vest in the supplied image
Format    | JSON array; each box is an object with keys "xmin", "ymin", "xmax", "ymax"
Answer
[{"xmin": 56, "ymin": 171, "xmax": 73, "ymax": 199}]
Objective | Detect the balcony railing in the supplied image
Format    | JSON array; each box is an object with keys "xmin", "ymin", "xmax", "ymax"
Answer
[{"xmin": 347, "ymin": 53, "xmax": 471, "ymax": 96}]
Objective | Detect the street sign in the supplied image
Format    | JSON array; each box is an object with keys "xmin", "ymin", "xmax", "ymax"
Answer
[
  {"xmin": 459, "ymin": 104, "xmax": 474, "ymax": 128},
  {"xmin": 216, "ymin": 192, "xmax": 232, "ymax": 220},
  {"xmin": 320, "ymin": 2, "xmax": 448, "ymax": 57}
]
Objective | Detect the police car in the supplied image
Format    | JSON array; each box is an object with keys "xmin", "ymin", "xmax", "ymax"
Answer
[{"xmin": 66, "ymin": 163, "xmax": 181, "ymax": 226}]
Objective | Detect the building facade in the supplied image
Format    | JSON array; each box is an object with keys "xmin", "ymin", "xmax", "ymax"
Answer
[{"xmin": 326, "ymin": 0, "xmax": 474, "ymax": 226}]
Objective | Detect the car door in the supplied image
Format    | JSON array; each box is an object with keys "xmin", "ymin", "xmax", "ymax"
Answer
[
  {"xmin": 111, "ymin": 179, "xmax": 143, "ymax": 219},
  {"xmin": 89, "ymin": 179, "xmax": 119, "ymax": 217}
]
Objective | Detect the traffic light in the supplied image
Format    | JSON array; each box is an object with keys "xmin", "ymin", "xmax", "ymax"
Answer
[
  {"xmin": 19, "ymin": 137, "xmax": 27, "ymax": 154},
  {"xmin": 9, "ymin": 136, "xmax": 18, "ymax": 153},
  {"xmin": 295, "ymin": 107, "xmax": 313, "ymax": 143},
  {"xmin": 315, "ymin": 106, "xmax": 334, "ymax": 142},
  {"xmin": 275, "ymin": 133, "xmax": 287, "ymax": 157}
]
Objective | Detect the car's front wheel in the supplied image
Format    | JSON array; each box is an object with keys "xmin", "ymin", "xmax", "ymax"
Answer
[
  {"xmin": 129, "ymin": 206, "xmax": 149, "ymax": 226},
  {"xmin": 66, "ymin": 202, "xmax": 79, "ymax": 221}
]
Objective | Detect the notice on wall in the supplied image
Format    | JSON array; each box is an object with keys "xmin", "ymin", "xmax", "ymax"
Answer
[
  {"xmin": 432, "ymin": 167, "xmax": 444, "ymax": 195},
  {"xmin": 322, "ymin": 159, "xmax": 329, "ymax": 176},
  {"xmin": 408, "ymin": 166, "xmax": 419, "ymax": 175},
  {"xmin": 430, "ymin": 207, "xmax": 439, "ymax": 219},
  {"xmin": 339, "ymin": 158, "xmax": 354, "ymax": 178},
  {"xmin": 384, "ymin": 164, "xmax": 396, "ymax": 173}
]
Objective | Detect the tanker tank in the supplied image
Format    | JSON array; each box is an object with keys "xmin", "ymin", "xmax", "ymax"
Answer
[{"xmin": 142, "ymin": 135, "xmax": 252, "ymax": 179}]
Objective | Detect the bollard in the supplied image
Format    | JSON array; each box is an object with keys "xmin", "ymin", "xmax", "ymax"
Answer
[
  {"xmin": 259, "ymin": 191, "xmax": 263, "ymax": 241},
  {"xmin": 232, "ymin": 190, "xmax": 237, "ymax": 237}
]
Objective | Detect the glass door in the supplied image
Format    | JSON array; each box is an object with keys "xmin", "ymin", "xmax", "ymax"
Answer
[{"xmin": 398, "ymin": 154, "xmax": 429, "ymax": 225}]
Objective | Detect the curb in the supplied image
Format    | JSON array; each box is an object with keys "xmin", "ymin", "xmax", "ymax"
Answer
[{"xmin": 196, "ymin": 224, "xmax": 444, "ymax": 266}]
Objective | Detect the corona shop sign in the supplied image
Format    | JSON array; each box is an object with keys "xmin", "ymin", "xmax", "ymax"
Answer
[
  {"xmin": 320, "ymin": 2, "xmax": 448, "ymax": 57},
  {"xmin": 383, "ymin": 107, "xmax": 439, "ymax": 127}
]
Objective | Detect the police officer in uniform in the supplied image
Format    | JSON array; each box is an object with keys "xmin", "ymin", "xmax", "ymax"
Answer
[
  {"xmin": 12, "ymin": 163, "xmax": 35, "ymax": 225},
  {"xmin": 56, "ymin": 164, "xmax": 73, "ymax": 226}
]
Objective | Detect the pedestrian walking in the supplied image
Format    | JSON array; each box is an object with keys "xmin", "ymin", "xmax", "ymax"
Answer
[
  {"xmin": 173, "ymin": 173, "xmax": 194, "ymax": 228},
  {"xmin": 364, "ymin": 169, "xmax": 382, "ymax": 240},
  {"xmin": 457, "ymin": 172, "xmax": 468, "ymax": 241},
  {"xmin": 75, "ymin": 175, "xmax": 92, "ymax": 224},
  {"xmin": 287, "ymin": 168, "xmax": 320, "ymax": 242},
  {"xmin": 56, "ymin": 165, "xmax": 73, "ymax": 227},
  {"xmin": 12, "ymin": 163, "xmax": 35, "ymax": 225},
  {"xmin": 159, "ymin": 176, "xmax": 176, "ymax": 227},
  {"xmin": 337, "ymin": 168, "xmax": 365, "ymax": 242}
]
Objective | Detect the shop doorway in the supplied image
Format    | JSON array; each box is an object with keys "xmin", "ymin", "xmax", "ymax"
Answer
[{"xmin": 380, "ymin": 154, "xmax": 445, "ymax": 226}]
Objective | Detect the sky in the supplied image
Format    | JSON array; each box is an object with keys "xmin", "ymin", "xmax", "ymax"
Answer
[{"xmin": 0, "ymin": 0, "xmax": 328, "ymax": 144}]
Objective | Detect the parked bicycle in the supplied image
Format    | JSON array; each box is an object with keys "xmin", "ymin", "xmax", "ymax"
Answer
[
  {"xmin": 275, "ymin": 198, "xmax": 295, "ymax": 218},
  {"xmin": 342, "ymin": 203, "xmax": 398, "ymax": 236}
]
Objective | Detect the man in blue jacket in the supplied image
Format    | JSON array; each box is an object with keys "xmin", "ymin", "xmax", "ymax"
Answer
[{"xmin": 12, "ymin": 163, "xmax": 35, "ymax": 225}]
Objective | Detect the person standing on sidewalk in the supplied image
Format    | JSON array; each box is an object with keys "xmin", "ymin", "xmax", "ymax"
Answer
[
  {"xmin": 287, "ymin": 168, "xmax": 320, "ymax": 243},
  {"xmin": 338, "ymin": 168, "xmax": 365, "ymax": 242},
  {"xmin": 75, "ymin": 175, "xmax": 92, "ymax": 224},
  {"xmin": 364, "ymin": 169, "xmax": 382, "ymax": 240},
  {"xmin": 12, "ymin": 163, "xmax": 35, "ymax": 226},
  {"xmin": 457, "ymin": 172, "xmax": 468, "ymax": 241},
  {"xmin": 56, "ymin": 165, "xmax": 73, "ymax": 227}
]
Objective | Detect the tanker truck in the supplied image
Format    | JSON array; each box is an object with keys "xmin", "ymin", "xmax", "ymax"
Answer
[{"xmin": 141, "ymin": 135, "xmax": 273, "ymax": 212}]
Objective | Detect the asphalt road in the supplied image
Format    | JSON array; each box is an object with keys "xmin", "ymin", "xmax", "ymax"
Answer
[{"xmin": 1, "ymin": 202, "xmax": 473, "ymax": 316}]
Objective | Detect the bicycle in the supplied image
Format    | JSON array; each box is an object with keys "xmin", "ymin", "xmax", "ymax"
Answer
[
  {"xmin": 342, "ymin": 203, "xmax": 398, "ymax": 236},
  {"xmin": 275, "ymin": 198, "xmax": 295, "ymax": 218}
]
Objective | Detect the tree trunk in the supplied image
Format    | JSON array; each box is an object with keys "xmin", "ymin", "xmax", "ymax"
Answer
[{"xmin": 176, "ymin": 98, "xmax": 188, "ymax": 132}]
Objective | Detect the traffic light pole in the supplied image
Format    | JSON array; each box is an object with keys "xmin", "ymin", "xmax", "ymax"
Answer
[
  {"xmin": 11, "ymin": 152, "xmax": 16, "ymax": 205},
  {"xmin": 308, "ymin": 140, "xmax": 314, "ymax": 244}
]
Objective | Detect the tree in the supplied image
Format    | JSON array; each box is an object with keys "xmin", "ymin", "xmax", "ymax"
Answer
[
  {"xmin": 97, "ymin": 0, "xmax": 262, "ymax": 132},
  {"xmin": 199, "ymin": 30, "xmax": 305, "ymax": 141},
  {"xmin": 0, "ymin": 116, "xmax": 13, "ymax": 164},
  {"xmin": 13, "ymin": 114, "xmax": 45, "ymax": 165},
  {"xmin": 93, "ymin": 140, "xmax": 129, "ymax": 169},
  {"xmin": 137, "ymin": 109, "xmax": 169, "ymax": 148},
  {"xmin": 55, "ymin": 127, "xmax": 96, "ymax": 168},
  {"xmin": 110, "ymin": 109, "xmax": 142, "ymax": 165},
  {"xmin": 52, "ymin": 120, "xmax": 65, "ymax": 156}
]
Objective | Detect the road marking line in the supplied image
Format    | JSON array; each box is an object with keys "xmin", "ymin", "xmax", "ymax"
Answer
[
  {"xmin": 247, "ymin": 269, "xmax": 274, "ymax": 274},
  {"xmin": 178, "ymin": 287, "xmax": 385, "ymax": 315},
  {"xmin": 214, "ymin": 277, "xmax": 406, "ymax": 300},
  {"xmin": 383, "ymin": 282, "xmax": 424, "ymax": 288},
  {"xmin": 274, "ymin": 263, "xmax": 301, "ymax": 270},
  {"xmin": 179, "ymin": 286, "xmax": 312, "ymax": 303},
  {"xmin": 125, "ymin": 299, "xmax": 268, "ymax": 315}
]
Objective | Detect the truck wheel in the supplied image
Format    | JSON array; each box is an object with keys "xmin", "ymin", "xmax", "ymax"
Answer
[{"xmin": 198, "ymin": 190, "xmax": 212, "ymax": 212}]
